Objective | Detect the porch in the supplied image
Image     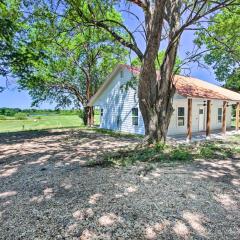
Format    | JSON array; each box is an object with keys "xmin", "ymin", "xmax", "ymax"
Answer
[
  {"xmin": 185, "ymin": 99, "xmax": 240, "ymax": 142},
  {"xmin": 168, "ymin": 127, "xmax": 239, "ymax": 144}
]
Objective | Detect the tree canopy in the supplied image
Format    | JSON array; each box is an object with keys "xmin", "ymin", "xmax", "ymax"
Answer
[
  {"xmin": 131, "ymin": 51, "xmax": 182, "ymax": 74},
  {"xmin": 0, "ymin": 0, "xmax": 23, "ymax": 92},
  {"xmin": 196, "ymin": 1, "xmax": 240, "ymax": 90},
  {"xmin": 0, "ymin": 0, "xmax": 19, "ymax": 76},
  {"xmin": 1, "ymin": 0, "xmax": 127, "ymax": 124}
]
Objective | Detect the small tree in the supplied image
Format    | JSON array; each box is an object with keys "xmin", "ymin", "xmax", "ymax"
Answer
[{"xmin": 14, "ymin": 112, "xmax": 27, "ymax": 120}]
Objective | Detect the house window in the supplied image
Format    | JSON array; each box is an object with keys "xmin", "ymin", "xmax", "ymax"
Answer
[
  {"xmin": 120, "ymin": 70, "xmax": 124, "ymax": 78},
  {"xmin": 132, "ymin": 108, "xmax": 138, "ymax": 126},
  {"xmin": 100, "ymin": 108, "xmax": 103, "ymax": 117},
  {"xmin": 218, "ymin": 108, "xmax": 222, "ymax": 123},
  {"xmin": 177, "ymin": 107, "xmax": 185, "ymax": 126}
]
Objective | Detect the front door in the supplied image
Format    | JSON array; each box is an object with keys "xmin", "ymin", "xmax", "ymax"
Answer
[{"xmin": 198, "ymin": 107, "xmax": 205, "ymax": 131}]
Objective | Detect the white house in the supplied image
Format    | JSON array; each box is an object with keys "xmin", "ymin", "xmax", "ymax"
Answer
[{"xmin": 88, "ymin": 64, "xmax": 240, "ymax": 140}]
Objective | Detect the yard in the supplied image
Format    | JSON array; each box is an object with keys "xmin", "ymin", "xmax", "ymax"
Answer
[
  {"xmin": 0, "ymin": 114, "xmax": 84, "ymax": 133},
  {"xmin": 0, "ymin": 129, "xmax": 239, "ymax": 239}
]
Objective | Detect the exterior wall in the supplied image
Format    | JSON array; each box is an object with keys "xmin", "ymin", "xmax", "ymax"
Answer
[
  {"xmin": 168, "ymin": 98, "xmax": 232, "ymax": 136},
  {"xmin": 94, "ymin": 68, "xmax": 232, "ymax": 136},
  {"xmin": 95, "ymin": 68, "xmax": 144, "ymax": 135}
]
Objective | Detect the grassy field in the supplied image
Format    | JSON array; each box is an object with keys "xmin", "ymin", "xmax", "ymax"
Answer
[{"xmin": 0, "ymin": 114, "xmax": 84, "ymax": 133}]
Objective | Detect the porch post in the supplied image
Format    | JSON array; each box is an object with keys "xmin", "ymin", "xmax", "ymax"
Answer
[
  {"xmin": 222, "ymin": 101, "xmax": 227, "ymax": 135},
  {"xmin": 206, "ymin": 100, "xmax": 211, "ymax": 139},
  {"xmin": 187, "ymin": 98, "xmax": 192, "ymax": 142},
  {"xmin": 236, "ymin": 102, "xmax": 240, "ymax": 131}
]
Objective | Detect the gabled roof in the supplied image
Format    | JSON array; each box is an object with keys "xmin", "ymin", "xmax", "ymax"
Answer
[
  {"xmin": 88, "ymin": 64, "xmax": 240, "ymax": 106},
  {"xmin": 174, "ymin": 75, "xmax": 240, "ymax": 101}
]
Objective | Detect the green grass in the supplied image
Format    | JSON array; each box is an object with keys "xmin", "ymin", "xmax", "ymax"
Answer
[
  {"xmin": 0, "ymin": 114, "xmax": 84, "ymax": 133},
  {"xmin": 228, "ymin": 134, "xmax": 240, "ymax": 142},
  {"xmin": 94, "ymin": 113, "xmax": 100, "ymax": 126},
  {"xmin": 92, "ymin": 127, "xmax": 143, "ymax": 139},
  {"xmin": 88, "ymin": 135, "xmax": 240, "ymax": 167},
  {"xmin": 87, "ymin": 143, "xmax": 193, "ymax": 167}
]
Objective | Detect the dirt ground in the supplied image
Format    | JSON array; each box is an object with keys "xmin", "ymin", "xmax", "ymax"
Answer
[{"xmin": 0, "ymin": 129, "xmax": 239, "ymax": 240}]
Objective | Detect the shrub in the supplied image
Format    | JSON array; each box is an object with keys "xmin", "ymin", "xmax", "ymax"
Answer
[
  {"xmin": 14, "ymin": 112, "xmax": 28, "ymax": 120},
  {"xmin": 170, "ymin": 147, "xmax": 192, "ymax": 161},
  {"xmin": 200, "ymin": 147, "xmax": 214, "ymax": 158},
  {"xmin": 199, "ymin": 141, "xmax": 233, "ymax": 159},
  {"xmin": 35, "ymin": 116, "xmax": 41, "ymax": 120},
  {"xmin": 154, "ymin": 142, "xmax": 165, "ymax": 152},
  {"xmin": 102, "ymin": 143, "xmax": 195, "ymax": 167},
  {"xmin": 0, "ymin": 115, "xmax": 6, "ymax": 120},
  {"xmin": 234, "ymin": 147, "xmax": 240, "ymax": 154},
  {"xmin": 199, "ymin": 142, "xmax": 218, "ymax": 158}
]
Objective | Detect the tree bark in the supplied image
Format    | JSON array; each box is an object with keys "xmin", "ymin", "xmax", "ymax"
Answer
[
  {"xmin": 83, "ymin": 106, "xmax": 94, "ymax": 126},
  {"xmin": 83, "ymin": 61, "xmax": 94, "ymax": 127},
  {"xmin": 138, "ymin": 0, "xmax": 180, "ymax": 143}
]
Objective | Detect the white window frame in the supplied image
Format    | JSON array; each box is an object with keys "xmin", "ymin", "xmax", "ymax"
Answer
[
  {"xmin": 132, "ymin": 108, "xmax": 138, "ymax": 126},
  {"xmin": 177, "ymin": 107, "xmax": 185, "ymax": 127},
  {"xmin": 218, "ymin": 107, "xmax": 222, "ymax": 123}
]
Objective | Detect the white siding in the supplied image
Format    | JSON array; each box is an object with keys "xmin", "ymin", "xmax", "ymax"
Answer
[
  {"xmin": 94, "ymin": 68, "xmax": 232, "ymax": 136},
  {"xmin": 168, "ymin": 99, "xmax": 232, "ymax": 136},
  {"xmin": 95, "ymin": 68, "xmax": 145, "ymax": 134}
]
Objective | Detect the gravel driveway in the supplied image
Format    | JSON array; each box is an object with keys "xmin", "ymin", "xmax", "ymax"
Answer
[{"xmin": 0, "ymin": 129, "xmax": 239, "ymax": 240}]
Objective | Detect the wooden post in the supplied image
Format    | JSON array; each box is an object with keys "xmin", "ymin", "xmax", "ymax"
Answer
[
  {"xmin": 236, "ymin": 102, "xmax": 240, "ymax": 131},
  {"xmin": 222, "ymin": 101, "xmax": 227, "ymax": 135},
  {"xmin": 187, "ymin": 98, "xmax": 192, "ymax": 142},
  {"xmin": 206, "ymin": 100, "xmax": 211, "ymax": 139}
]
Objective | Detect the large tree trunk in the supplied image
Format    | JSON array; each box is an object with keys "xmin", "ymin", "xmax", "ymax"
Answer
[
  {"xmin": 139, "ymin": 66, "xmax": 176, "ymax": 143},
  {"xmin": 83, "ymin": 63, "xmax": 95, "ymax": 126},
  {"xmin": 138, "ymin": 0, "xmax": 181, "ymax": 143},
  {"xmin": 83, "ymin": 106, "xmax": 94, "ymax": 126}
]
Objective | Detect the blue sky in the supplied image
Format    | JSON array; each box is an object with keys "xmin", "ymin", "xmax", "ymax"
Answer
[
  {"xmin": 0, "ymin": 3, "xmax": 220, "ymax": 109},
  {"xmin": 0, "ymin": 82, "xmax": 55, "ymax": 109}
]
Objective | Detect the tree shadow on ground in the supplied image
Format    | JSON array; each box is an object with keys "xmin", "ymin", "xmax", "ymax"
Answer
[{"xmin": 0, "ymin": 129, "xmax": 239, "ymax": 239}]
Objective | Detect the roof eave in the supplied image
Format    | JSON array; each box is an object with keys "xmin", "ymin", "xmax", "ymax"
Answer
[
  {"xmin": 182, "ymin": 94, "xmax": 240, "ymax": 102},
  {"xmin": 88, "ymin": 64, "xmax": 124, "ymax": 106}
]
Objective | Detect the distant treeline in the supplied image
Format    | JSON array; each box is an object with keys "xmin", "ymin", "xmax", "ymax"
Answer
[{"xmin": 0, "ymin": 108, "xmax": 84, "ymax": 117}]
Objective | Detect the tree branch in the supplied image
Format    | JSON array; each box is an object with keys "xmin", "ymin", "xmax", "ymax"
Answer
[
  {"xmin": 67, "ymin": 0, "xmax": 143, "ymax": 60},
  {"xmin": 127, "ymin": 0, "xmax": 148, "ymax": 10}
]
